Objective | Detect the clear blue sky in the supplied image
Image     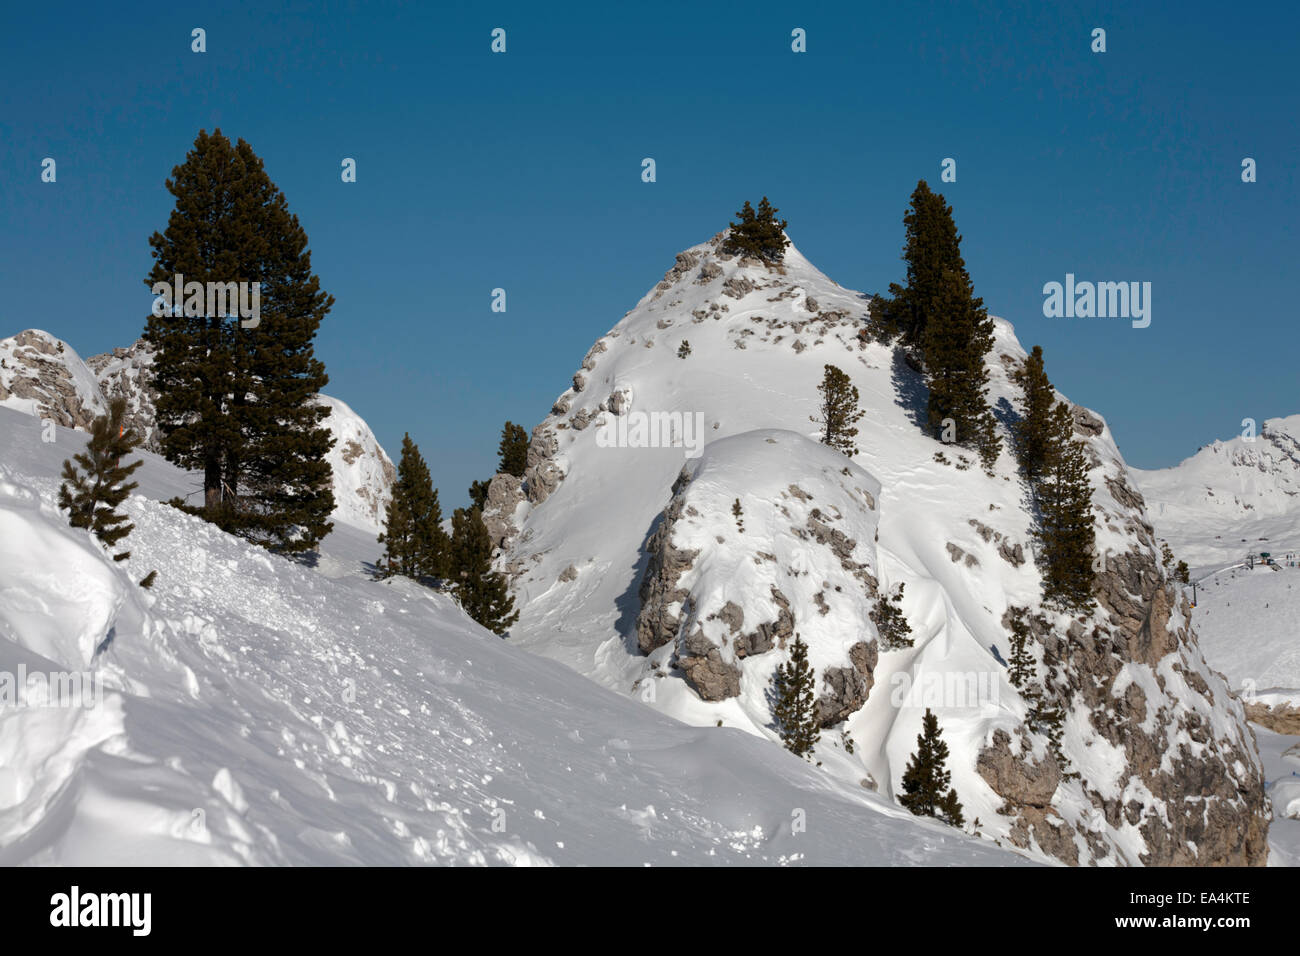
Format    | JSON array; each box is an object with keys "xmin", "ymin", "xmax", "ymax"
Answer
[{"xmin": 2, "ymin": 1, "xmax": 1296, "ymax": 505}]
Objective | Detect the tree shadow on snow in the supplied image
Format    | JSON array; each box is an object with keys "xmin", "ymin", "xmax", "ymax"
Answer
[{"xmin": 890, "ymin": 346, "xmax": 929, "ymax": 432}]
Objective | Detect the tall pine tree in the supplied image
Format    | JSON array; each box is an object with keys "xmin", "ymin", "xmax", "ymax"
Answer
[
  {"xmin": 772, "ymin": 635, "xmax": 820, "ymax": 758},
  {"xmin": 1013, "ymin": 345, "xmax": 1055, "ymax": 483},
  {"xmin": 58, "ymin": 397, "xmax": 144, "ymax": 561},
  {"xmin": 144, "ymin": 128, "xmax": 335, "ymax": 553},
  {"xmin": 1037, "ymin": 401, "xmax": 1096, "ymax": 611},
  {"xmin": 498, "ymin": 421, "xmax": 529, "ymax": 478},
  {"xmin": 879, "ymin": 181, "xmax": 967, "ymax": 349},
  {"xmin": 899, "ymin": 708, "xmax": 964, "ymax": 826},
  {"xmin": 922, "ymin": 266, "xmax": 999, "ymax": 467},
  {"xmin": 449, "ymin": 507, "xmax": 519, "ymax": 636},
  {"xmin": 880, "ymin": 182, "xmax": 998, "ymax": 467},
  {"xmin": 378, "ymin": 434, "xmax": 449, "ymax": 581}
]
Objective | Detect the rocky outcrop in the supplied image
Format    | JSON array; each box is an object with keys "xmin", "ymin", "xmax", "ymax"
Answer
[
  {"xmin": 635, "ymin": 431, "xmax": 883, "ymax": 712},
  {"xmin": 0, "ymin": 330, "xmax": 105, "ymax": 430},
  {"xmin": 816, "ymin": 641, "xmax": 877, "ymax": 727},
  {"xmin": 523, "ymin": 423, "xmax": 563, "ymax": 505},
  {"xmin": 481, "ymin": 473, "xmax": 526, "ymax": 550}
]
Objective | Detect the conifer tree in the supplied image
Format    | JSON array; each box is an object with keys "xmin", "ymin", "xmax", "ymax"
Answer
[
  {"xmin": 922, "ymin": 267, "xmax": 999, "ymax": 468},
  {"xmin": 1013, "ymin": 345, "xmax": 1056, "ymax": 483},
  {"xmin": 1005, "ymin": 606, "xmax": 1037, "ymax": 692},
  {"xmin": 772, "ymin": 635, "xmax": 820, "ymax": 758},
  {"xmin": 900, "ymin": 708, "xmax": 964, "ymax": 826},
  {"xmin": 58, "ymin": 397, "xmax": 144, "ymax": 561},
  {"xmin": 871, "ymin": 584, "xmax": 914, "ymax": 650},
  {"xmin": 497, "ymin": 421, "xmax": 529, "ymax": 479},
  {"xmin": 724, "ymin": 197, "xmax": 790, "ymax": 262},
  {"xmin": 1175, "ymin": 560, "xmax": 1190, "ymax": 585},
  {"xmin": 1160, "ymin": 541, "xmax": 1175, "ymax": 572},
  {"xmin": 449, "ymin": 507, "xmax": 519, "ymax": 636},
  {"xmin": 1037, "ymin": 401, "xmax": 1096, "ymax": 611},
  {"xmin": 378, "ymin": 434, "xmax": 448, "ymax": 580},
  {"xmin": 878, "ymin": 182, "xmax": 999, "ymax": 467},
  {"xmin": 813, "ymin": 364, "xmax": 865, "ymax": 457},
  {"xmin": 144, "ymin": 128, "xmax": 334, "ymax": 553},
  {"xmin": 879, "ymin": 181, "xmax": 968, "ymax": 349}
]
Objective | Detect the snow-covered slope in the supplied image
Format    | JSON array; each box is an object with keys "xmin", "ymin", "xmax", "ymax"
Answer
[
  {"xmin": 0, "ymin": 405, "xmax": 1022, "ymax": 865},
  {"xmin": 0, "ymin": 330, "xmax": 394, "ymax": 535},
  {"xmin": 1132, "ymin": 416, "xmax": 1300, "ymax": 567},
  {"xmin": 496, "ymin": 232, "xmax": 1271, "ymax": 865}
]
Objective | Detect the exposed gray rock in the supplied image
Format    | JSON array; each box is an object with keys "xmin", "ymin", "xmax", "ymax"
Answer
[
  {"xmin": 481, "ymin": 473, "xmax": 526, "ymax": 550},
  {"xmin": 524, "ymin": 424, "xmax": 563, "ymax": 505},
  {"xmin": 721, "ymin": 276, "xmax": 755, "ymax": 300},
  {"xmin": 815, "ymin": 641, "xmax": 878, "ymax": 727},
  {"xmin": 977, "ymin": 729, "xmax": 1061, "ymax": 807}
]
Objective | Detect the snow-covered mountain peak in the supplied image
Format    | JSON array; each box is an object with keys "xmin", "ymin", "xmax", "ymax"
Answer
[{"xmin": 492, "ymin": 233, "xmax": 1269, "ymax": 866}]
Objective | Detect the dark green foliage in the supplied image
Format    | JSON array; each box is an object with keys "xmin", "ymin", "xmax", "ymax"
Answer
[
  {"xmin": 58, "ymin": 397, "xmax": 143, "ymax": 561},
  {"xmin": 449, "ymin": 507, "xmax": 519, "ymax": 636},
  {"xmin": 1005, "ymin": 606, "xmax": 1037, "ymax": 691},
  {"xmin": 468, "ymin": 479, "xmax": 491, "ymax": 512},
  {"xmin": 900, "ymin": 708, "xmax": 964, "ymax": 826},
  {"xmin": 139, "ymin": 570, "xmax": 158, "ymax": 589},
  {"xmin": 1027, "ymin": 695, "xmax": 1071, "ymax": 777},
  {"xmin": 732, "ymin": 498, "xmax": 744, "ymax": 533},
  {"xmin": 871, "ymin": 583, "xmax": 914, "ymax": 650},
  {"xmin": 879, "ymin": 182, "xmax": 999, "ymax": 468},
  {"xmin": 468, "ymin": 419, "xmax": 530, "ymax": 510},
  {"xmin": 378, "ymin": 434, "xmax": 449, "ymax": 581},
  {"xmin": 723, "ymin": 197, "xmax": 790, "ymax": 262},
  {"xmin": 813, "ymin": 364, "xmax": 865, "ymax": 457},
  {"xmin": 1160, "ymin": 541, "xmax": 1175, "ymax": 571},
  {"xmin": 878, "ymin": 181, "xmax": 969, "ymax": 349},
  {"xmin": 1013, "ymin": 346, "xmax": 1055, "ymax": 483},
  {"xmin": 773, "ymin": 635, "xmax": 820, "ymax": 758},
  {"xmin": 1175, "ymin": 560, "xmax": 1190, "ymax": 585},
  {"xmin": 1037, "ymin": 401, "xmax": 1097, "ymax": 611},
  {"xmin": 922, "ymin": 267, "xmax": 999, "ymax": 468},
  {"xmin": 497, "ymin": 422, "xmax": 529, "ymax": 479},
  {"xmin": 677, "ymin": 340, "xmax": 692, "ymax": 359},
  {"xmin": 143, "ymin": 128, "xmax": 334, "ymax": 553}
]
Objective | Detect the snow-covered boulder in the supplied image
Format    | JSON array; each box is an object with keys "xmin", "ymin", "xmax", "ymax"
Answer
[{"xmin": 637, "ymin": 430, "xmax": 882, "ymax": 722}]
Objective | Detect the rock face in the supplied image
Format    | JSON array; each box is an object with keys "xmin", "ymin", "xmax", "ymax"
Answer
[
  {"xmin": 0, "ymin": 330, "xmax": 106, "ymax": 430},
  {"xmin": 481, "ymin": 473, "xmax": 526, "ymax": 550},
  {"xmin": 0, "ymin": 330, "xmax": 396, "ymax": 534},
  {"xmin": 634, "ymin": 430, "xmax": 884, "ymax": 718},
  {"xmin": 86, "ymin": 339, "xmax": 160, "ymax": 452},
  {"xmin": 976, "ymin": 469, "xmax": 1270, "ymax": 866}
]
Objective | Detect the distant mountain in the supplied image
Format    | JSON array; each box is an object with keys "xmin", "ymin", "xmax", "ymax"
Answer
[
  {"xmin": 1132, "ymin": 416, "xmax": 1300, "ymax": 568},
  {"xmin": 0, "ymin": 329, "xmax": 394, "ymax": 534}
]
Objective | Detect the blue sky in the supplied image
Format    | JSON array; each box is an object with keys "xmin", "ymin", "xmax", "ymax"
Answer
[{"xmin": 2, "ymin": 1, "xmax": 1296, "ymax": 505}]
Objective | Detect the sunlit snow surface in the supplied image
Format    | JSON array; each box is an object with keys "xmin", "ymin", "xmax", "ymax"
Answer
[{"xmin": 0, "ymin": 407, "xmax": 1022, "ymax": 865}]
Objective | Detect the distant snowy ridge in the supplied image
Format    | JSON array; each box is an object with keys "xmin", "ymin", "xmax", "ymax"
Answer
[
  {"xmin": 0, "ymin": 329, "xmax": 394, "ymax": 534},
  {"xmin": 1132, "ymin": 415, "xmax": 1300, "ymax": 568}
]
